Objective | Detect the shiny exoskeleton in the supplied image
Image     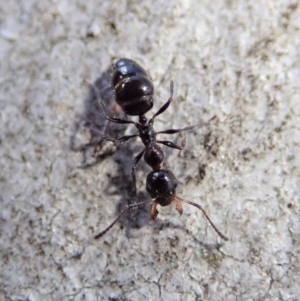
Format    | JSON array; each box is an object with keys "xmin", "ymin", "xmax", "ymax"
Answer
[
  {"xmin": 94, "ymin": 58, "xmax": 228, "ymax": 241},
  {"xmin": 112, "ymin": 59, "xmax": 154, "ymax": 116}
]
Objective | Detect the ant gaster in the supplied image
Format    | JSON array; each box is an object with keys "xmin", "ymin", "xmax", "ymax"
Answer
[{"xmin": 94, "ymin": 58, "xmax": 228, "ymax": 241}]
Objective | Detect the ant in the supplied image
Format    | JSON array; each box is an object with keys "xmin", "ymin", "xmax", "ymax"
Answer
[{"xmin": 93, "ymin": 58, "xmax": 228, "ymax": 241}]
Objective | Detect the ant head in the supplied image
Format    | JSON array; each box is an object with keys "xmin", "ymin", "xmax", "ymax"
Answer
[
  {"xmin": 146, "ymin": 169, "xmax": 178, "ymax": 207},
  {"xmin": 145, "ymin": 169, "xmax": 228, "ymax": 241}
]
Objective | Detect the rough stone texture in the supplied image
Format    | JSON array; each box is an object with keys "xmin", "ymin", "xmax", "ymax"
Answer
[{"xmin": 1, "ymin": 1, "xmax": 299, "ymax": 300}]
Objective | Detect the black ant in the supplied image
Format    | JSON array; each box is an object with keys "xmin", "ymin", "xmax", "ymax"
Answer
[{"xmin": 93, "ymin": 58, "xmax": 228, "ymax": 241}]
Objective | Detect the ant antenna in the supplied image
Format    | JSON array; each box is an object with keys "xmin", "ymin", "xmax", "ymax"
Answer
[
  {"xmin": 94, "ymin": 200, "xmax": 154, "ymax": 239},
  {"xmin": 176, "ymin": 196, "xmax": 228, "ymax": 241}
]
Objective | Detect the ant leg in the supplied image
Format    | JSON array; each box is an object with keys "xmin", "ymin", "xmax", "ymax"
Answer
[
  {"xmin": 156, "ymin": 116, "xmax": 217, "ymax": 135},
  {"xmin": 157, "ymin": 123, "xmax": 205, "ymax": 135},
  {"xmin": 176, "ymin": 196, "xmax": 228, "ymax": 241},
  {"xmin": 100, "ymin": 99, "xmax": 137, "ymax": 126},
  {"xmin": 71, "ymin": 119, "xmax": 133, "ymax": 151},
  {"xmin": 131, "ymin": 149, "xmax": 145, "ymax": 200},
  {"xmin": 88, "ymin": 125, "xmax": 139, "ymax": 144},
  {"xmin": 114, "ymin": 134, "xmax": 139, "ymax": 144},
  {"xmin": 149, "ymin": 80, "xmax": 174, "ymax": 122},
  {"xmin": 70, "ymin": 119, "xmax": 104, "ymax": 152},
  {"xmin": 156, "ymin": 117, "xmax": 217, "ymax": 152},
  {"xmin": 150, "ymin": 203, "xmax": 159, "ymax": 220},
  {"xmin": 157, "ymin": 140, "xmax": 184, "ymax": 150},
  {"xmin": 75, "ymin": 134, "xmax": 138, "ymax": 152},
  {"xmin": 71, "ymin": 120, "xmax": 138, "ymax": 167},
  {"xmin": 91, "ymin": 83, "xmax": 137, "ymax": 126},
  {"xmin": 94, "ymin": 199, "xmax": 154, "ymax": 239},
  {"xmin": 174, "ymin": 198, "xmax": 183, "ymax": 216}
]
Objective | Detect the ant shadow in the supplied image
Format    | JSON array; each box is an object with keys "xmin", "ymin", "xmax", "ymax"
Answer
[
  {"xmin": 70, "ymin": 66, "xmax": 125, "ymax": 168},
  {"xmin": 70, "ymin": 64, "xmax": 153, "ymax": 235}
]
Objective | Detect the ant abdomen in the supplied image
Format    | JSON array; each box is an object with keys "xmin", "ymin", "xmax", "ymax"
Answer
[{"xmin": 112, "ymin": 58, "xmax": 154, "ymax": 116}]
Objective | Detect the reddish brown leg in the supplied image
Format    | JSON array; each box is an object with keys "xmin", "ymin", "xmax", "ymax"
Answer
[
  {"xmin": 174, "ymin": 198, "xmax": 183, "ymax": 216},
  {"xmin": 151, "ymin": 203, "xmax": 159, "ymax": 220},
  {"xmin": 176, "ymin": 196, "xmax": 228, "ymax": 241}
]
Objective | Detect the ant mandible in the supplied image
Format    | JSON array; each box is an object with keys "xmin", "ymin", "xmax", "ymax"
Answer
[{"xmin": 94, "ymin": 58, "xmax": 228, "ymax": 241}]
